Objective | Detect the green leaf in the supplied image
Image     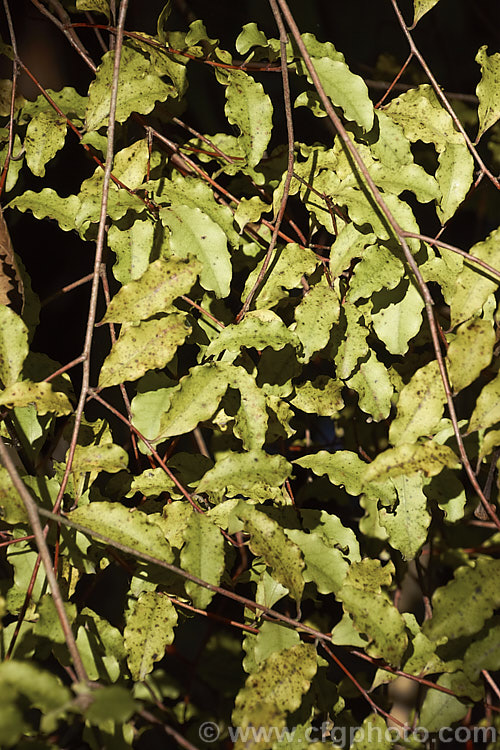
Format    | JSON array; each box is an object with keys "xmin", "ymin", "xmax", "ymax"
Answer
[
  {"xmin": 232, "ymin": 643, "xmax": 317, "ymax": 749},
  {"xmin": 338, "ymin": 583, "xmax": 407, "ymax": 665},
  {"xmin": 389, "ymin": 361, "xmax": 446, "ymax": 445},
  {"xmin": 0, "ymin": 467, "xmax": 29, "ymax": 524},
  {"xmin": 124, "ymin": 591, "xmax": 177, "ymax": 680},
  {"xmin": 0, "ymin": 661, "xmax": 70, "ymax": 732},
  {"xmin": 242, "ymin": 244, "xmax": 318, "ymax": 310},
  {"xmin": 330, "ymin": 223, "xmax": 375, "ymax": 278},
  {"xmin": 447, "ymin": 318, "xmax": 495, "ymax": 392},
  {"xmin": 33, "ymin": 594, "xmax": 77, "ymax": 644},
  {"xmin": 86, "ymin": 46, "xmax": 175, "ymax": 130},
  {"xmin": 413, "ymin": 0, "xmax": 441, "ymax": 25},
  {"xmin": 371, "ymin": 279, "xmax": 425, "ymax": 356},
  {"xmin": 294, "ymin": 276, "xmax": 340, "ymax": 362},
  {"xmin": 476, "ymin": 46, "xmax": 500, "ymax": 141},
  {"xmin": 198, "ymin": 450, "xmax": 292, "ymax": 503},
  {"xmin": 154, "ymin": 362, "xmax": 229, "ymax": 442},
  {"xmin": 108, "ymin": 216, "xmax": 155, "ymax": 285},
  {"xmin": 468, "ymin": 371, "xmax": 500, "ymax": 433},
  {"xmin": 243, "ymin": 620, "xmax": 299, "ymax": 674},
  {"xmin": 295, "ymin": 450, "xmax": 367, "ymax": 496},
  {"xmin": 351, "ymin": 714, "xmax": 392, "ymax": 750},
  {"xmin": 205, "ymin": 310, "xmax": 299, "ymax": 359},
  {"xmin": 101, "ymin": 257, "xmax": 200, "ymax": 323},
  {"xmin": 286, "ymin": 528, "xmax": 348, "ymax": 594},
  {"xmin": 295, "ymin": 57, "xmax": 373, "ymax": 131},
  {"xmin": 290, "ymin": 375, "xmax": 344, "ymax": 417},
  {"xmin": 463, "ymin": 619, "xmax": 500, "ymax": 682},
  {"xmin": 423, "ymin": 558, "xmax": 500, "ymax": 641},
  {"xmin": 419, "ymin": 672, "xmax": 471, "ymax": 731},
  {"xmin": 234, "ymin": 501, "xmax": 304, "ymax": 603},
  {"xmin": 85, "ymin": 685, "xmax": 136, "ymax": 729},
  {"xmin": 346, "ymin": 351, "xmax": 393, "ymax": 422},
  {"xmin": 228, "ymin": 367, "xmax": 268, "ymax": 450},
  {"xmin": 76, "ymin": 607, "xmax": 126, "ymax": 683},
  {"xmin": 8, "ymin": 188, "xmax": 81, "ymax": 232},
  {"xmin": 0, "ymin": 380, "xmax": 73, "ymax": 415},
  {"xmin": 0, "ymin": 306, "xmax": 28, "ymax": 386},
  {"xmin": 181, "ymin": 514, "xmax": 225, "ymax": 608},
  {"xmin": 235, "ymin": 23, "xmax": 269, "ymax": 56},
  {"xmin": 69, "ymin": 501, "xmax": 174, "ymax": 565},
  {"xmin": 98, "ymin": 314, "xmax": 191, "ymax": 388},
  {"xmin": 449, "ymin": 226, "xmax": 500, "ymax": 326},
  {"xmin": 25, "ymin": 112, "xmax": 67, "ymax": 178},
  {"xmin": 334, "ymin": 301, "xmax": 369, "ymax": 379},
  {"xmin": 72, "ymin": 443, "xmax": 129, "ymax": 475},
  {"xmin": 364, "ymin": 442, "xmax": 459, "ymax": 482},
  {"xmin": 215, "ymin": 68, "xmax": 273, "ymax": 167},
  {"xmin": 76, "ymin": 0, "xmax": 110, "ymax": 19},
  {"xmin": 346, "ymin": 244, "xmax": 404, "ymax": 303},
  {"xmin": 160, "ymin": 205, "xmax": 231, "ymax": 298},
  {"xmin": 435, "ymin": 141, "xmax": 474, "ymax": 223},
  {"xmin": 378, "ymin": 475, "xmax": 431, "ymax": 559}
]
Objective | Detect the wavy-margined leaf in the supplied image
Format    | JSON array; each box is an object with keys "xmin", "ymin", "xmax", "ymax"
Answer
[
  {"xmin": 8, "ymin": 188, "xmax": 80, "ymax": 233},
  {"xmin": 108, "ymin": 216, "xmax": 155, "ymax": 285},
  {"xmin": 347, "ymin": 244, "xmax": 404, "ymax": 303},
  {"xmin": 25, "ymin": 111, "xmax": 67, "ymax": 178},
  {"xmin": 435, "ymin": 141, "xmax": 474, "ymax": 223},
  {"xmin": 86, "ymin": 46, "xmax": 175, "ymax": 131},
  {"xmin": 334, "ymin": 301, "xmax": 370, "ymax": 380},
  {"xmin": 447, "ymin": 318, "xmax": 495, "ymax": 392},
  {"xmin": 379, "ymin": 475, "xmax": 430, "ymax": 559},
  {"xmin": 242, "ymin": 243, "xmax": 318, "ymax": 310},
  {"xmin": 75, "ymin": 168, "xmax": 147, "ymax": 234},
  {"xmin": 235, "ymin": 501, "xmax": 304, "ymax": 603},
  {"xmin": 351, "ymin": 715, "xmax": 392, "ymax": 750},
  {"xmin": 228, "ymin": 367, "xmax": 268, "ymax": 450},
  {"xmin": 76, "ymin": 0, "xmax": 110, "ymax": 18},
  {"xmin": 0, "ymin": 306, "xmax": 28, "ymax": 386},
  {"xmin": 290, "ymin": 375, "xmax": 344, "ymax": 417},
  {"xmin": 468, "ymin": 371, "xmax": 500, "ymax": 433},
  {"xmin": 160, "ymin": 205, "xmax": 231, "ymax": 298},
  {"xmin": 346, "ymin": 351, "xmax": 393, "ymax": 422},
  {"xmin": 294, "ymin": 276, "xmax": 340, "ymax": 362},
  {"xmin": 101, "ymin": 257, "xmax": 200, "ymax": 324},
  {"xmin": 181, "ymin": 514, "xmax": 225, "ymax": 609},
  {"xmin": 69, "ymin": 501, "xmax": 174, "ymax": 565},
  {"xmin": 232, "ymin": 644, "xmax": 317, "ymax": 750},
  {"xmin": 294, "ymin": 56, "xmax": 373, "ymax": 131},
  {"xmin": 286, "ymin": 528, "xmax": 348, "ymax": 595},
  {"xmin": 423, "ymin": 559, "xmax": 500, "ymax": 642},
  {"xmin": 476, "ymin": 46, "xmax": 500, "ymax": 141},
  {"xmin": 449, "ymin": 226, "xmax": 500, "ymax": 326},
  {"xmin": 371, "ymin": 278, "xmax": 424, "ymax": 356},
  {"xmin": 155, "ymin": 174, "xmax": 240, "ymax": 247},
  {"xmin": 338, "ymin": 568, "xmax": 407, "ymax": 665},
  {"xmin": 242, "ymin": 620, "xmax": 300, "ymax": 675},
  {"xmin": 98, "ymin": 313, "xmax": 191, "ymax": 388},
  {"xmin": 364, "ymin": 442, "xmax": 459, "ymax": 482},
  {"xmin": 389, "ymin": 361, "xmax": 446, "ymax": 445},
  {"xmin": 0, "ymin": 380, "xmax": 73, "ymax": 415},
  {"xmin": 72, "ymin": 443, "xmax": 128, "ymax": 475},
  {"xmin": 124, "ymin": 591, "xmax": 177, "ymax": 681},
  {"xmin": 214, "ymin": 67, "xmax": 273, "ymax": 167},
  {"xmin": 0, "ymin": 467, "xmax": 28, "ymax": 524},
  {"xmin": 295, "ymin": 450, "xmax": 367, "ymax": 496},
  {"xmin": 205, "ymin": 310, "xmax": 299, "ymax": 359},
  {"xmin": 197, "ymin": 450, "xmax": 291, "ymax": 503},
  {"xmin": 385, "ymin": 85, "xmax": 473, "ymax": 221},
  {"xmin": 330, "ymin": 223, "xmax": 375, "ymax": 278}
]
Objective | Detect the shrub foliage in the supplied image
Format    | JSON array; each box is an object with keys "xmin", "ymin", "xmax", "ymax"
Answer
[{"xmin": 1, "ymin": 0, "xmax": 500, "ymax": 747}]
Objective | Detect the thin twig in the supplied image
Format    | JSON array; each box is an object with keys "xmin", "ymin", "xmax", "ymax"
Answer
[
  {"xmin": 236, "ymin": 0, "xmax": 295, "ymax": 320},
  {"xmin": 55, "ymin": 0, "xmax": 130, "ymax": 511},
  {"xmin": 0, "ymin": 436, "xmax": 88, "ymax": 683}
]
